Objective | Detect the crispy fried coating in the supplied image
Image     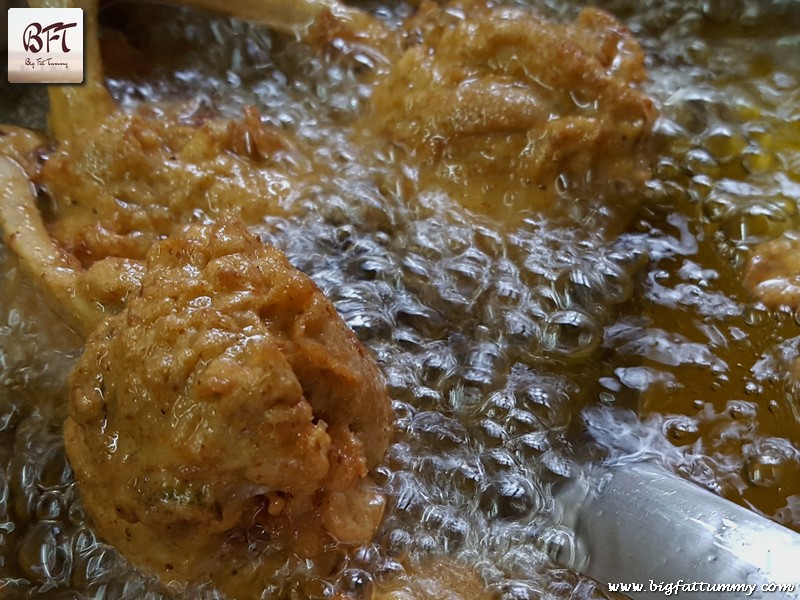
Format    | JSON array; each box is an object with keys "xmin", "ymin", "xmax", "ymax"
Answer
[
  {"xmin": 5, "ymin": 103, "xmax": 294, "ymax": 335},
  {"xmin": 745, "ymin": 234, "xmax": 800, "ymax": 309},
  {"xmin": 65, "ymin": 217, "xmax": 392, "ymax": 586},
  {"xmin": 367, "ymin": 1, "xmax": 658, "ymax": 219},
  {"xmin": 41, "ymin": 104, "xmax": 306, "ymax": 267}
]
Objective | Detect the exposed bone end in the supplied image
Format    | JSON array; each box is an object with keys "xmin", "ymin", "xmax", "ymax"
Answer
[
  {"xmin": 29, "ymin": 0, "xmax": 115, "ymax": 142},
  {"xmin": 0, "ymin": 155, "xmax": 142, "ymax": 336},
  {"xmin": 47, "ymin": 82, "xmax": 115, "ymax": 144}
]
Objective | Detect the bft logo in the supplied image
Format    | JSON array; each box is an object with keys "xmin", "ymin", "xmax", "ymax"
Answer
[
  {"xmin": 8, "ymin": 8, "xmax": 84, "ymax": 84},
  {"xmin": 23, "ymin": 20, "xmax": 78, "ymax": 54}
]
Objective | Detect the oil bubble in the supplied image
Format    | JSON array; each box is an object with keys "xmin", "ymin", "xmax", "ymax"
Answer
[{"xmin": 541, "ymin": 310, "xmax": 601, "ymax": 358}]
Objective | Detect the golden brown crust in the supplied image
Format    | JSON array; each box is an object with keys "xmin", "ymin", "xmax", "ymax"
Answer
[
  {"xmin": 40, "ymin": 104, "xmax": 305, "ymax": 266},
  {"xmin": 366, "ymin": 1, "xmax": 658, "ymax": 219},
  {"xmin": 66, "ymin": 216, "xmax": 392, "ymax": 585}
]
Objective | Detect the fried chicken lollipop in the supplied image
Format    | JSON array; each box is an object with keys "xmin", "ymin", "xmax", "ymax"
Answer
[
  {"xmin": 367, "ymin": 1, "xmax": 658, "ymax": 220},
  {"xmin": 65, "ymin": 217, "xmax": 393, "ymax": 589},
  {"xmin": 0, "ymin": 0, "xmax": 367, "ymax": 336}
]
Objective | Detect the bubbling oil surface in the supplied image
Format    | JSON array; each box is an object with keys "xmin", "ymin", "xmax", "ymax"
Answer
[{"xmin": 0, "ymin": 0, "xmax": 799, "ymax": 598}]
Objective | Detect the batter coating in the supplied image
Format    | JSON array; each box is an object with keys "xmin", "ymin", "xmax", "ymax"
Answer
[
  {"xmin": 368, "ymin": 1, "xmax": 658, "ymax": 219},
  {"xmin": 65, "ymin": 217, "xmax": 392, "ymax": 587}
]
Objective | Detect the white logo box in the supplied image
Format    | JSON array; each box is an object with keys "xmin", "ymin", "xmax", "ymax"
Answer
[{"xmin": 8, "ymin": 7, "xmax": 84, "ymax": 84}]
